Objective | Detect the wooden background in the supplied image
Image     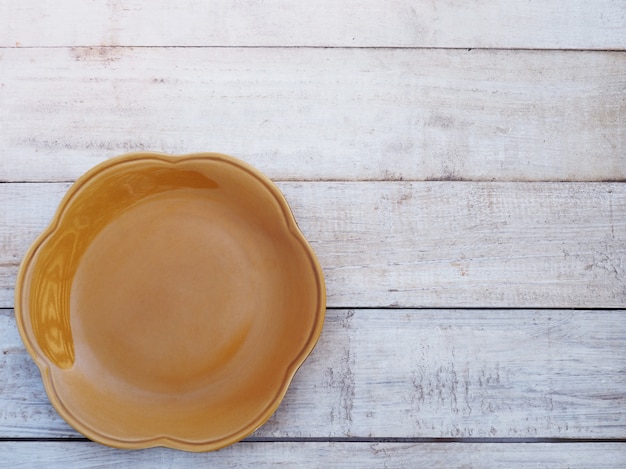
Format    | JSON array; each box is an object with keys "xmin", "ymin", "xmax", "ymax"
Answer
[{"xmin": 1, "ymin": 1, "xmax": 625, "ymax": 467}]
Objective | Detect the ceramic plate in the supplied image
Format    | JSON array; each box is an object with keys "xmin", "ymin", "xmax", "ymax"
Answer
[{"xmin": 15, "ymin": 153, "xmax": 325, "ymax": 451}]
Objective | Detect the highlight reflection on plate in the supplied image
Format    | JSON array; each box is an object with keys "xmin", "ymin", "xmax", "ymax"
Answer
[{"xmin": 15, "ymin": 153, "xmax": 326, "ymax": 451}]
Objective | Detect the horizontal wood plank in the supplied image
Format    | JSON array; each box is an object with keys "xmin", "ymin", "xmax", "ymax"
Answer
[
  {"xmin": 1, "ymin": 1, "xmax": 625, "ymax": 49},
  {"xmin": 1, "ymin": 48, "xmax": 625, "ymax": 182},
  {"xmin": 2, "ymin": 182, "xmax": 625, "ymax": 309},
  {"xmin": 2, "ymin": 441, "xmax": 626, "ymax": 468},
  {"xmin": 2, "ymin": 309, "xmax": 625, "ymax": 439}
]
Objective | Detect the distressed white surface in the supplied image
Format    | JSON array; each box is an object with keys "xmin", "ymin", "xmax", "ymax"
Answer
[
  {"xmin": 1, "ymin": 48, "xmax": 625, "ymax": 182},
  {"xmin": 2, "ymin": 0, "xmax": 625, "ymax": 463},
  {"xmin": 1, "ymin": 1, "xmax": 625, "ymax": 49},
  {"xmin": 1, "ymin": 182, "xmax": 624, "ymax": 309},
  {"xmin": 2, "ymin": 441, "xmax": 626, "ymax": 468},
  {"xmin": 2, "ymin": 309, "xmax": 625, "ymax": 439}
]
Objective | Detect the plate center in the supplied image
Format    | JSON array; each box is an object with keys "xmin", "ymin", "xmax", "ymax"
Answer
[{"xmin": 70, "ymin": 190, "xmax": 263, "ymax": 394}]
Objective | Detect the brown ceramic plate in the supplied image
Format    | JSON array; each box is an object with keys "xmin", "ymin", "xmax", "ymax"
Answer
[{"xmin": 15, "ymin": 153, "xmax": 325, "ymax": 451}]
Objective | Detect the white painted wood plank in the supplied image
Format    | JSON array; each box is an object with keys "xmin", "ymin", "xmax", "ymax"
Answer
[
  {"xmin": 286, "ymin": 182, "xmax": 625, "ymax": 308},
  {"xmin": 2, "ymin": 309, "xmax": 625, "ymax": 439},
  {"xmin": 2, "ymin": 182, "xmax": 624, "ymax": 308},
  {"xmin": 1, "ymin": 47, "xmax": 624, "ymax": 182},
  {"xmin": 2, "ymin": 441, "xmax": 626, "ymax": 468},
  {"xmin": 1, "ymin": 1, "xmax": 625, "ymax": 49}
]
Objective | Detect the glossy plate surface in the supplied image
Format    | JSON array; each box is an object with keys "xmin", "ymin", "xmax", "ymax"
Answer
[{"xmin": 15, "ymin": 153, "xmax": 326, "ymax": 451}]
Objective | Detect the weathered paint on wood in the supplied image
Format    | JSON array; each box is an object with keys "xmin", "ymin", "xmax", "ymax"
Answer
[
  {"xmin": 1, "ymin": 182, "xmax": 624, "ymax": 309},
  {"xmin": 1, "ymin": 1, "xmax": 625, "ymax": 49},
  {"xmin": 2, "ymin": 309, "xmax": 625, "ymax": 439},
  {"xmin": 2, "ymin": 441, "xmax": 626, "ymax": 468},
  {"xmin": 1, "ymin": 48, "xmax": 624, "ymax": 182},
  {"xmin": 2, "ymin": 1, "xmax": 624, "ymax": 463}
]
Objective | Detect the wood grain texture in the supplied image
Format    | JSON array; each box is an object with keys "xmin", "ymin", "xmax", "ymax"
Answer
[
  {"xmin": 1, "ymin": 1, "xmax": 625, "ymax": 49},
  {"xmin": 2, "ymin": 182, "xmax": 624, "ymax": 309},
  {"xmin": 2, "ymin": 441, "xmax": 626, "ymax": 468},
  {"xmin": 1, "ymin": 47, "xmax": 625, "ymax": 182},
  {"xmin": 2, "ymin": 0, "xmax": 624, "ymax": 464},
  {"xmin": 2, "ymin": 309, "xmax": 625, "ymax": 439}
]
